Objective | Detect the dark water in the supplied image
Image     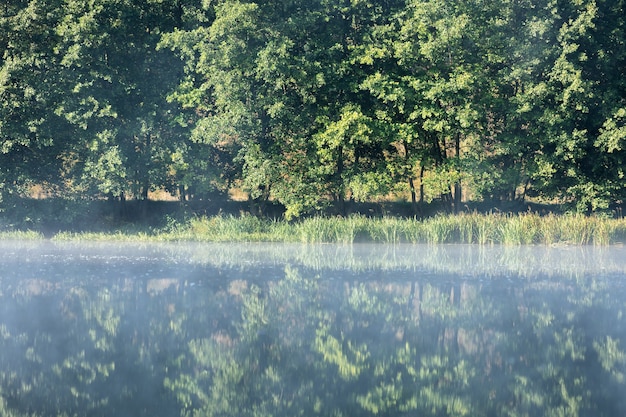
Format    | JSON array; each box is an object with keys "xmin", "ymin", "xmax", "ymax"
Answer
[{"xmin": 1, "ymin": 241, "xmax": 626, "ymax": 417}]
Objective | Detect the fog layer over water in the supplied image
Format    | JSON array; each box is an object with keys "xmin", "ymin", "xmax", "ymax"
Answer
[{"xmin": 1, "ymin": 242, "xmax": 625, "ymax": 417}]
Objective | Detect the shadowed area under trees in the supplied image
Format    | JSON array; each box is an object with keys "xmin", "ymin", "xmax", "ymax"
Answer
[{"xmin": 2, "ymin": 0, "xmax": 626, "ymax": 221}]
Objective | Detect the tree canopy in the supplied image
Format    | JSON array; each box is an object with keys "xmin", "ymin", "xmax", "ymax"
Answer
[{"xmin": 1, "ymin": 0, "xmax": 625, "ymax": 216}]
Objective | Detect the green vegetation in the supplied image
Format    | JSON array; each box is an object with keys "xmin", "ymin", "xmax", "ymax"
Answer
[
  {"xmin": 42, "ymin": 213, "xmax": 626, "ymax": 245},
  {"xmin": 0, "ymin": 229, "xmax": 43, "ymax": 240},
  {"xmin": 2, "ymin": 0, "xmax": 626, "ymax": 218}
]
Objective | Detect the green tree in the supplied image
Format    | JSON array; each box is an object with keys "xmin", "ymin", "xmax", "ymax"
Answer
[
  {"xmin": 476, "ymin": 0, "xmax": 626, "ymax": 210},
  {"xmin": 461, "ymin": 0, "xmax": 558, "ymax": 203},
  {"xmin": 0, "ymin": 0, "xmax": 72, "ymax": 200},
  {"xmin": 537, "ymin": 0, "xmax": 626, "ymax": 211},
  {"xmin": 359, "ymin": 0, "xmax": 490, "ymax": 212},
  {"xmin": 163, "ymin": 0, "xmax": 407, "ymax": 218},
  {"xmin": 54, "ymin": 0, "xmax": 190, "ymax": 201}
]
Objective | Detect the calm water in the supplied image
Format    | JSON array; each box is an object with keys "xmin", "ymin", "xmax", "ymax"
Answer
[{"xmin": 1, "ymin": 241, "xmax": 626, "ymax": 417}]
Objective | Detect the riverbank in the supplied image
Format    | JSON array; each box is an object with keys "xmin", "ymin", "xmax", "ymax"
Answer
[{"xmin": 2, "ymin": 213, "xmax": 626, "ymax": 245}]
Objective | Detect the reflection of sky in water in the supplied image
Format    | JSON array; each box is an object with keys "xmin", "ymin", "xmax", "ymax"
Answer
[
  {"xmin": 1, "ymin": 241, "xmax": 625, "ymax": 416},
  {"xmin": 5, "ymin": 241, "xmax": 626, "ymax": 278}
]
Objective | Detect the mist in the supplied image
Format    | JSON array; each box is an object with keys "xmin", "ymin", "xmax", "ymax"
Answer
[{"xmin": 1, "ymin": 242, "xmax": 625, "ymax": 416}]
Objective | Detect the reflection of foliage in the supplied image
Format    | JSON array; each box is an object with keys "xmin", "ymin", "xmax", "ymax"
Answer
[
  {"xmin": 173, "ymin": 242, "xmax": 626, "ymax": 280},
  {"xmin": 0, "ymin": 250, "xmax": 626, "ymax": 417},
  {"xmin": 595, "ymin": 337, "xmax": 626, "ymax": 383},
  {"xmin": 165, "ymin": 266, "xmax": 325, "ymax": 417},
  {"xmin": 162, "ymin": 266, "xmax": 626, "ymax": 417}
]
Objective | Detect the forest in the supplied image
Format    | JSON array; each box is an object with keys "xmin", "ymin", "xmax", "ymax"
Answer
[{"xmin": 2, "ymin": 0, "xmax": 626, "ymax": 219}]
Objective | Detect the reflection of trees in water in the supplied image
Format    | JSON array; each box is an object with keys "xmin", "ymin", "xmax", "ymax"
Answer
[
  {"xmin": 175, "ymin": 243, "xmax": 626, "ymax": 279},
  {"xmin": 166, "ymin": 268, "xmax": 626, "ymax": 417},
  {"xmin": 0, "ymin": 263, "xmax": 625, "ymax": 417}
]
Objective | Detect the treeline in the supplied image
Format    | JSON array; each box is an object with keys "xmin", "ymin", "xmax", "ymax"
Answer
[{"xmin": 1, "ymin": 0, "xmax": 625, "ymax": 218}]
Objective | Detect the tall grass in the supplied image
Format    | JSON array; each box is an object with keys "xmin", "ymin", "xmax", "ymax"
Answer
[
  {"xmin": 302, "ymin": 213, "xmax": 626, "ymax": 245},
  {"xmin": 6, "ymin": 212, "xmax": 626, "ymax": 245},
  {"xmin": 161, "ymin": 215, "xmax": 288, "ymax": 242},
  {"xmin": 0, "ymin": 230, "xmax": 43, "ymax": 240},
  {"xmin": 53, "ymin": 230, "xmax": 154, "ymax": 241}
]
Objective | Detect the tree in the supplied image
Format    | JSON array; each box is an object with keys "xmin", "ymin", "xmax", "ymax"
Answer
[
  {"xmin": 0, "ymin": 0, "xmax": 72, "ymax": 200},
  {"xmin": 359, "ymin": 0, "xmax": 490, "ymax": 212},
  {"xmin": 461, "ymin": 0, "xmax": 558, "ymax": 203},
  {"xmin": 3, "ymin": 0, "xmax": 626, "ymax": 215},
  {"xmin": 54, "ymin": 0, "xmax": 190, "ymax": 201},
  {"xmin": 538, "ymin": 0, "xmax": 626, "ymax": 211},
  {"xmin": 481, "ymin": 0, "xmax": 626, "ymax": 211},
  {"xmin": 163, "ymin": 0, "xmax": 407, "ymax": 218}
]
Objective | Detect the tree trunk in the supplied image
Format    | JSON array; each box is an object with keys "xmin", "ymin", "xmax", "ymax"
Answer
[
  {"xmin": 403, "ymin": 141, "xmax": 418, "ymax": 213},
  {"xmin": 408, "ymin": 176, "xmax": 417, "ymax": 205},
  {"xmin": 336, "ymin": 145, "xmax": 345, "ymax": 215},
  {"xmin": 141, "ymin": 183, "xmax": 149, "ymax": 200},
  {"xmin": 419, "ymin": 165, "xmax": 425, "ymax": 204},
  {"xmin": 139, "ymin": 133, "xmax": 151, "ymax": 201},
  {"xmin": 453, "ymin": 133, "xmax": 461, "ymax": 214}
]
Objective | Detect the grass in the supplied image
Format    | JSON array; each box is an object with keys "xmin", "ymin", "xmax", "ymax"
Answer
[
  {"xmin": 0, "ymin": 229, "xmax": 44, "ymax": 240},
  {"xmin": 4, "ymin": 212, "xmax": 626, "ymax": 245}
]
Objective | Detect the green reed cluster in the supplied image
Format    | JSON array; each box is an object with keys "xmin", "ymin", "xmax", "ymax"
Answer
[
  {"xmin": 159, "ymin": 213, "xmax": 626, "ymax": 245},
  {"xmin": 0, "ymin": 230, "xmax": 43, "ymax": 240},
  {"xmin": 10, "ymin": 213, "xmax": 626, "ymax": 245}
]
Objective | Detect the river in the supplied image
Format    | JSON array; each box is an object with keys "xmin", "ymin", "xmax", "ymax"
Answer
[{"xmin": 1, "ymin": 241, "xmax": 625, "ymax": 416}]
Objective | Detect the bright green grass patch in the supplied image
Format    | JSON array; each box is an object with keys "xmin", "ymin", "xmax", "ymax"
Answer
[
  {"xmin": 163, "ymin": 213, "xmax": 626, "ymax": 245},
  {"xmin": 5, "ymin": 213, "xmax": 626, "ymax": 245},
  {"xmin": 290, "ymin": 213, "xmax": 626, "ymax": 245},
  {"xmin": 52, "ymin": 230, "xmax": 155, "ymax": 241},
  {"xmin": 0, "ymin": 230, "xmax": 44, "ymax": 240},
  {"xmin": 160, "ymin": 215, "xmax": 290, "ymax": 242}
]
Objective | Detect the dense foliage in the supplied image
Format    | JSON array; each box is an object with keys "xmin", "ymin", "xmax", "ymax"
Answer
[{"xmin": 2, "ymin": 0, "xmax": 625, "ymax": 217}]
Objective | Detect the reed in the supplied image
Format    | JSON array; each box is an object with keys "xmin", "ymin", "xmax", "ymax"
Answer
[
  {"xmin": 292, "ymin": 216, "xmax": 339, "ymax": 243},
  {"xmin": 367, "ymin": 217, "xmax": 404, "ymax": 244},
  {"xmin": 403, "ymin": 212, "xmax": 626, "ymax": 245},
  {"xmin": 400, "ymin": 217, "xmax": 424, "ymax": 243},
  {"xmin": 293, "ymin": 215, "xmax": 372, "ymax": 243},
  {"xmin": 165, "ymin": 215, "xmax": 286, "ymax": 242},
  {"xmin": 53, "ymin": 230, "xmax": 154, "ymax": 241},
  {"xmin": 422, "ymin": 215, "xmax": 456, "ymax": 243},
  {"xmin": 5, "ymin": 212, "xmax": 625, "ymax": 245},
  {"xmin": 496, "ymin": 213, "xmax": 539, "ymax": 245},
  {"xmin": 0, "ymin": 230, "xmax": 43, "ymax": 240}
]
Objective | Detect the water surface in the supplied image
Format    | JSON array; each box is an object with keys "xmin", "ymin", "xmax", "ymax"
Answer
[{"xmin": 1, "ymin": 242, "xmax": 625, "ymax": 416}]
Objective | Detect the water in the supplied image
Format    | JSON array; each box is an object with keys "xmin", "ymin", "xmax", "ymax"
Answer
[{"xmin": 1, "ymin": 241, "xmax": 626, "ymax": 417}]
